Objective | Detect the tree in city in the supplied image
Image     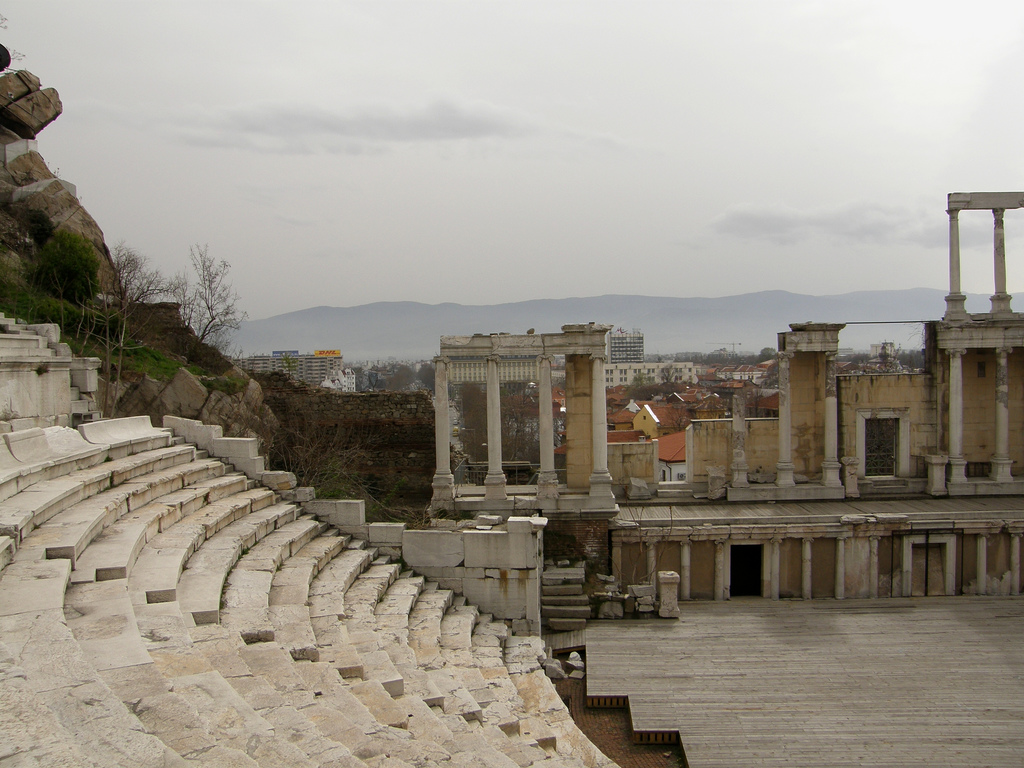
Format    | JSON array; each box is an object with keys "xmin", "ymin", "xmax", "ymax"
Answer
[{"xmin": 170, "ymin": 244, "xmax": 245, "ymax": 353}]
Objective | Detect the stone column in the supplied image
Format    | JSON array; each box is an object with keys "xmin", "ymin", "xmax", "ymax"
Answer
[
  {"xmin": 730, "ymin": 391, "xmax": 749, "ymax": 488},
  {"xmin": 992, "ymin": 347, "xmax": 1013, "ymax": 483},
  {"xmin": 841, "ymin": 456, "xmax": 860, "ymax": 498},
  {"xmin": 770, "ymin": 537, "xmax": 782, "ymax": 600},
  {"xmin": 823, "ymin": 352, "xmax": 842, "ymax": 487},
  {"xmin": 484, "ymin": 354, "xmax": 507, "ymax": 500},
  {"xmin": 714, "ymin": 540, "xmax": 726, "ymax": 601},
  {"xmin": 646, "ymin": 536, "xmax": 658, "ymax": 585},
  {"xmin": 869, "ymin": 536, "xmax": 880, "ymax": 598},
  {"xmin": 801, "ymin": 538, "xmax": 813, "ymax": 599},
  {"xmin": 901, "ymin": 537, "xmax": 913, "ymax": 598},
  {"xmin": 658, "ymin": 571, "xmax": 681, "ymax": 618},
  {"xmin": 1011, "ymin": 533, "xmax": 1021, "ymax": 597},
  {"xmin": 835, "ymin": 535, "xmax": 847, "ymax": 599},
  {"xmin": 776, "ymin": 351, "xmax": 796, "ymax": 487},
  {"xmin": 944, "ymin": 208, "xmax": 967, "ymax": 320},
  {"xmin": 536, "ymin": 354, "xmax": 559, "ymax": 499},
  {"xmin": 991, "ymin": 209, "xmax": 1013, "ymax": 316},
  {"xmin": 976, "ymin": 534, "xmax": 988, "ymax": 595},
  {"xmin": 948, "ymin": 349, "xmax": 967, "ymax": 485},
  {"xmin": 429, "ymin": 355, "xmax": 456, "ymax": 510},
  {"xmin": 588, "ymin": 353, "xmax": 614, "ymax": 499},
  {"xmin": 680, "ymin": 539, "xmax": 691, "ymax": 600},
  {"xmin": 925, "ymin": 455, "xmax": 949, "ymax": 496}
]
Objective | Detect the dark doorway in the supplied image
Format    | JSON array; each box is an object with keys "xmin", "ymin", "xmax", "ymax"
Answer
[{"xmin": 730, "ymin": 544, "xmax": 763, "ymax": 597}]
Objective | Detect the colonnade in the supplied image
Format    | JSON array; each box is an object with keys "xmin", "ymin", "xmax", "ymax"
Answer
[
  {"xmin": 430, "ymin": 350, "xmax": 614, "ymax": 507},
  {"xmin": 614, "ymin": 528, "xmax": 1024, "ymax": 601}
]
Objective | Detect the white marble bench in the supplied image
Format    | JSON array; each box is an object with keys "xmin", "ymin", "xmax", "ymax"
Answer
[{"xmin": 78, "ymin": 415, "xmax": 171, "ymax": 459}]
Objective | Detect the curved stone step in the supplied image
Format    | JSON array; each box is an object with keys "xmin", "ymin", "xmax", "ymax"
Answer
[
  {"xmin": 178, "ymin": 502, "xmax": 299, "ymax": 624},
  {"xmin": 0, "ymin": 443, "xmax": 197, "ymax": 545},
  {"xmin": 220, "ymin": 517, "xmax": 325, "ymax": 644},
  {"xmin": 71, "ymin": 471, "xmax": 246, "ymax": 584},
  {"xmin": 129, "ymin": 488, "xmax": 277, "ymax": 605}
]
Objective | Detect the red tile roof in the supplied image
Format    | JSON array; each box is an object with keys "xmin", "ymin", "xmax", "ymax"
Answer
[{"xmin": 657, "ymin": 430, "xmax": 687, "ymax": 462}]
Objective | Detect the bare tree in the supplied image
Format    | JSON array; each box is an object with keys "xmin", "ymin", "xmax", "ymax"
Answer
[
  {"xmin": 94, "ymin": 242, "xmax": 170, "ymax": 414},
  {"xmin": 170, "ymin": 244, "xmax": 245, "ymax": 353}
]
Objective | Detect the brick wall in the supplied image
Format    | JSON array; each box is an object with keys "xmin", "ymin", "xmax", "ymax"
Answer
[
  {"xmin": 544, "ymin": 516, "xmax": 609, "ymax": 568},
  {"xmin": 257, "ymin": 372, "xmax": 435, "ymax": 497}
]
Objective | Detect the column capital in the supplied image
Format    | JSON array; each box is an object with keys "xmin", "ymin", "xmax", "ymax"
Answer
[
  {"xmin": 589, "ymin": 352, "xmax": 607, "ymax": 364},
  {"xmin": 835, "ymin": 533, "xmax": 849, "ymax": 542},
  {"xmin": 994, "ymin": 207, "xmax": 1006, "ymax": 222},
  {"xmin": 778, "ymin": 350, "xmax": 795, "ymax": 361},
  {"xmin": 536, "ymin": 353, "xmax": 554, "ymax": 364},
  {"xmin": 946, "ymin": 347, "xmax": 967, "ymax": 359},
  {"xmin": 433, "ymin": 354, "xmax": 450, "ymax": 366},
  {"xmin": 996, "ymin": 346, "xmax": 1014, "ymax": 356},
  {"xmin": 770, "ymin": 536, "xmax": 784, "ymax": 545},
  {"xmin": 486, "ymin": 353, "xmax": 501, "ymax": 363}
]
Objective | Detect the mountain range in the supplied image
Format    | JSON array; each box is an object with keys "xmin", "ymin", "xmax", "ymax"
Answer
[{"xmin": 235, "ymin": 288, "xmax": 991, "ymax": 362}]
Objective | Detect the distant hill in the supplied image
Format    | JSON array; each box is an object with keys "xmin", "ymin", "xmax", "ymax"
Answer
[{"xmin": 235, "ymin": 289, "xmax": 992, "ymax": 361}]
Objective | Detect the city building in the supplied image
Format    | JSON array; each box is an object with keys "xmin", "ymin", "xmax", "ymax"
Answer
[
  {"xmin": 607, "ymin": 327, "xmax": 644, "ymax": 363},
  {"xmin": 237, "ymin": 350, "xmax": 346, "ymax": 387}
]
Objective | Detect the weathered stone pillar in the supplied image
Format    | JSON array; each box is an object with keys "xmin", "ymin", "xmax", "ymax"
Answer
[
  {"xmin": 536, "ymin": 354, "xmax": 559, "ymax": 499},
  {"xmin": 430, "ymin": 355, "xmax": 456, "ymax": 510},
  {"xmin": 822, "ymin": 352, "xmax": 842, "ymax": 487},
  {"xmin": 646, "ymin": 536, "xmax": 658, "ymax": 585},
  {"xmin": 1011, "ymin": 533, "xmax": 1021, "ymax": 597},
  {"xmin": 869, "ymin": 536, "xmax": 880, "ymax": 598},
  {"xmin": 776, "ymin": 352, "xmax": 795, "ymax": 486},
  {"xmin": 925, "ymin": 454, "xmax": 949, "ymax": 496},
  {"xmin": 841, "ymin": 456, "xmax": 860, "ymax": 498},
  {"xmin": 714, "ymin": 540, "xmax": 726, "ymax": 601},
  {"xmin": 901, "ymin": 537, "xmax": 913, "ymax": 598},
  {"xmin": 948, "ymin": 349, "xmax": 967, "ymax": 485},
  {"xmin": 730, "ymin": 391, "xmax": 749, "ymax": 488},
  {"xmin": 991, "ymin": 209, "xmax": 1012, "ymax": 315},
  {"xmin": 801, "ymin": 538, "xmax": 813, "ymax": 599},
  {"xmin": 658, "ymin": 571, "xmax": 681, "ymax": 618},
  {"xmin": 976, "ymin": 534, "xmax": 988, "ymax": 595},
  {"xmin": 992, "ymin": 347, "xmax": 1013, "ymax": 482},
  {"xmin": 484, "ymin": 353, "xmax": 507, "ymax": 500},
  {"xmin": 680, "ymin": 539, "xmax": 691, "ymax": 600},
  {"xmin": 588, "ymin": 354, "xmax": 614, "ymax": 499},
  {"xmin": 944, "ymin": 207, "xmax": 968, "ymax": 320},
  {"xmin": 770, "ymin": 537, "xmax": 781, "ymax": 600},
  {"xmin": 835, "ymin": 535, "xmax": 847, "ymax": 599}
]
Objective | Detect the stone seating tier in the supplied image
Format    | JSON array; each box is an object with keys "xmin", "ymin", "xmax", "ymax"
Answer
[{"xmin": 0, "ymin": 416, "xmax": 617, "ymax": 768}]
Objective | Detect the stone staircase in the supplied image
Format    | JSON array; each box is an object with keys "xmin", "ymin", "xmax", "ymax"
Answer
[
  {"xmin": 0, "ymin": 414, "xmax": 619, "ymax": 768},
  {"xmin": 0, "ymin": 312, "xmax": 101, "ymax": 429},
  {"xmin": 541, "ymin": 564, "xmax": 590, "ymax": 631}
]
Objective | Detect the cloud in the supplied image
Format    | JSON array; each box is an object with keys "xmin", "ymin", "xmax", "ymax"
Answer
[
  {"xmin": 708, "ymin": 201, "xmax": 993, "ymax": 249},
  {"xmin": 172, "ymin": 98, "xmax": 537, "ymax": 154}
]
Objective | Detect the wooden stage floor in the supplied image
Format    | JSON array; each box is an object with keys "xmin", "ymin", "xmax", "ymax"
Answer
[{"xmin": 585, "ymin": 598, "xmax": 1024, "ymax": 767}]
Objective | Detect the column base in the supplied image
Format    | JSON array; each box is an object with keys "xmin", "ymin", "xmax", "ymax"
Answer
[
  {"xmin": 536, "ymin": 471, "xmax": 560, "ymax": 499},
  {"xmin": 429, "ymin": 472, "xmax": 455, "ymax": 511},
  {"xmin": 991, "ymin": 457, "xmax": 1014, "ymax": 483},
  {"xmin": 991, "ymin": 292, "xmax": 1013, "ymax": 317},
  {"xmin": 948, "ymin": 457, "xmax": 967, "ymax": 485},
  {"xmin": 943, "ymin": 292, "xmax": 968, "ymax": 322},
  {"xmin": 484, "ymin": 471, "xmax": 508, "ymax": 501},
  {"xmin": 925, "ymin": 455, "xmax": 948, "ymax": 496},
  {"xmin": 775, "ymin": 462, "xmax": 796, "ymax": 487},
  {"xmin": 821, "ymin": 460, "xmax": 842, "ymax": 488},
  {"xmin": 730, "ymin": 461, "xmax": 749, "ymax": 488},
  {"xmin": 588, "ymin": 470, "xmax": 615, "ymax": 499}
]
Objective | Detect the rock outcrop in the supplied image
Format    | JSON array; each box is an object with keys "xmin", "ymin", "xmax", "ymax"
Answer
[{"xmin": 0, "ymin": 70, "xmax": 61, "ymax": 138}]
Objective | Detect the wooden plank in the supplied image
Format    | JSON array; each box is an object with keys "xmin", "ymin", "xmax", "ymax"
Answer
[{"xmin": 586, "ymin": 598, "xmax": 1024, "ymax": 767}]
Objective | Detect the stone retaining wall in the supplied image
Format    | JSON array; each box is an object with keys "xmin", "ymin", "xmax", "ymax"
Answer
[{"xmin": 258, "ymin": 372, "xmax": 435, "ymax": 496}]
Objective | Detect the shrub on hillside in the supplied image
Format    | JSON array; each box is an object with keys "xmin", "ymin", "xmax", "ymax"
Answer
[
  {"xmin": 26, "ymin": 209, "xmax": 54, "ymax": 245},
  {"xmin": 32, "ymin": 230, "xmax": 99, "ymax": 304}
]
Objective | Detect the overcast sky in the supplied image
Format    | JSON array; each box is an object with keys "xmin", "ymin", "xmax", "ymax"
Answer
[{"xmin": 8, "ymin": 2, "xmax": 1024, "ymax": 320}]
